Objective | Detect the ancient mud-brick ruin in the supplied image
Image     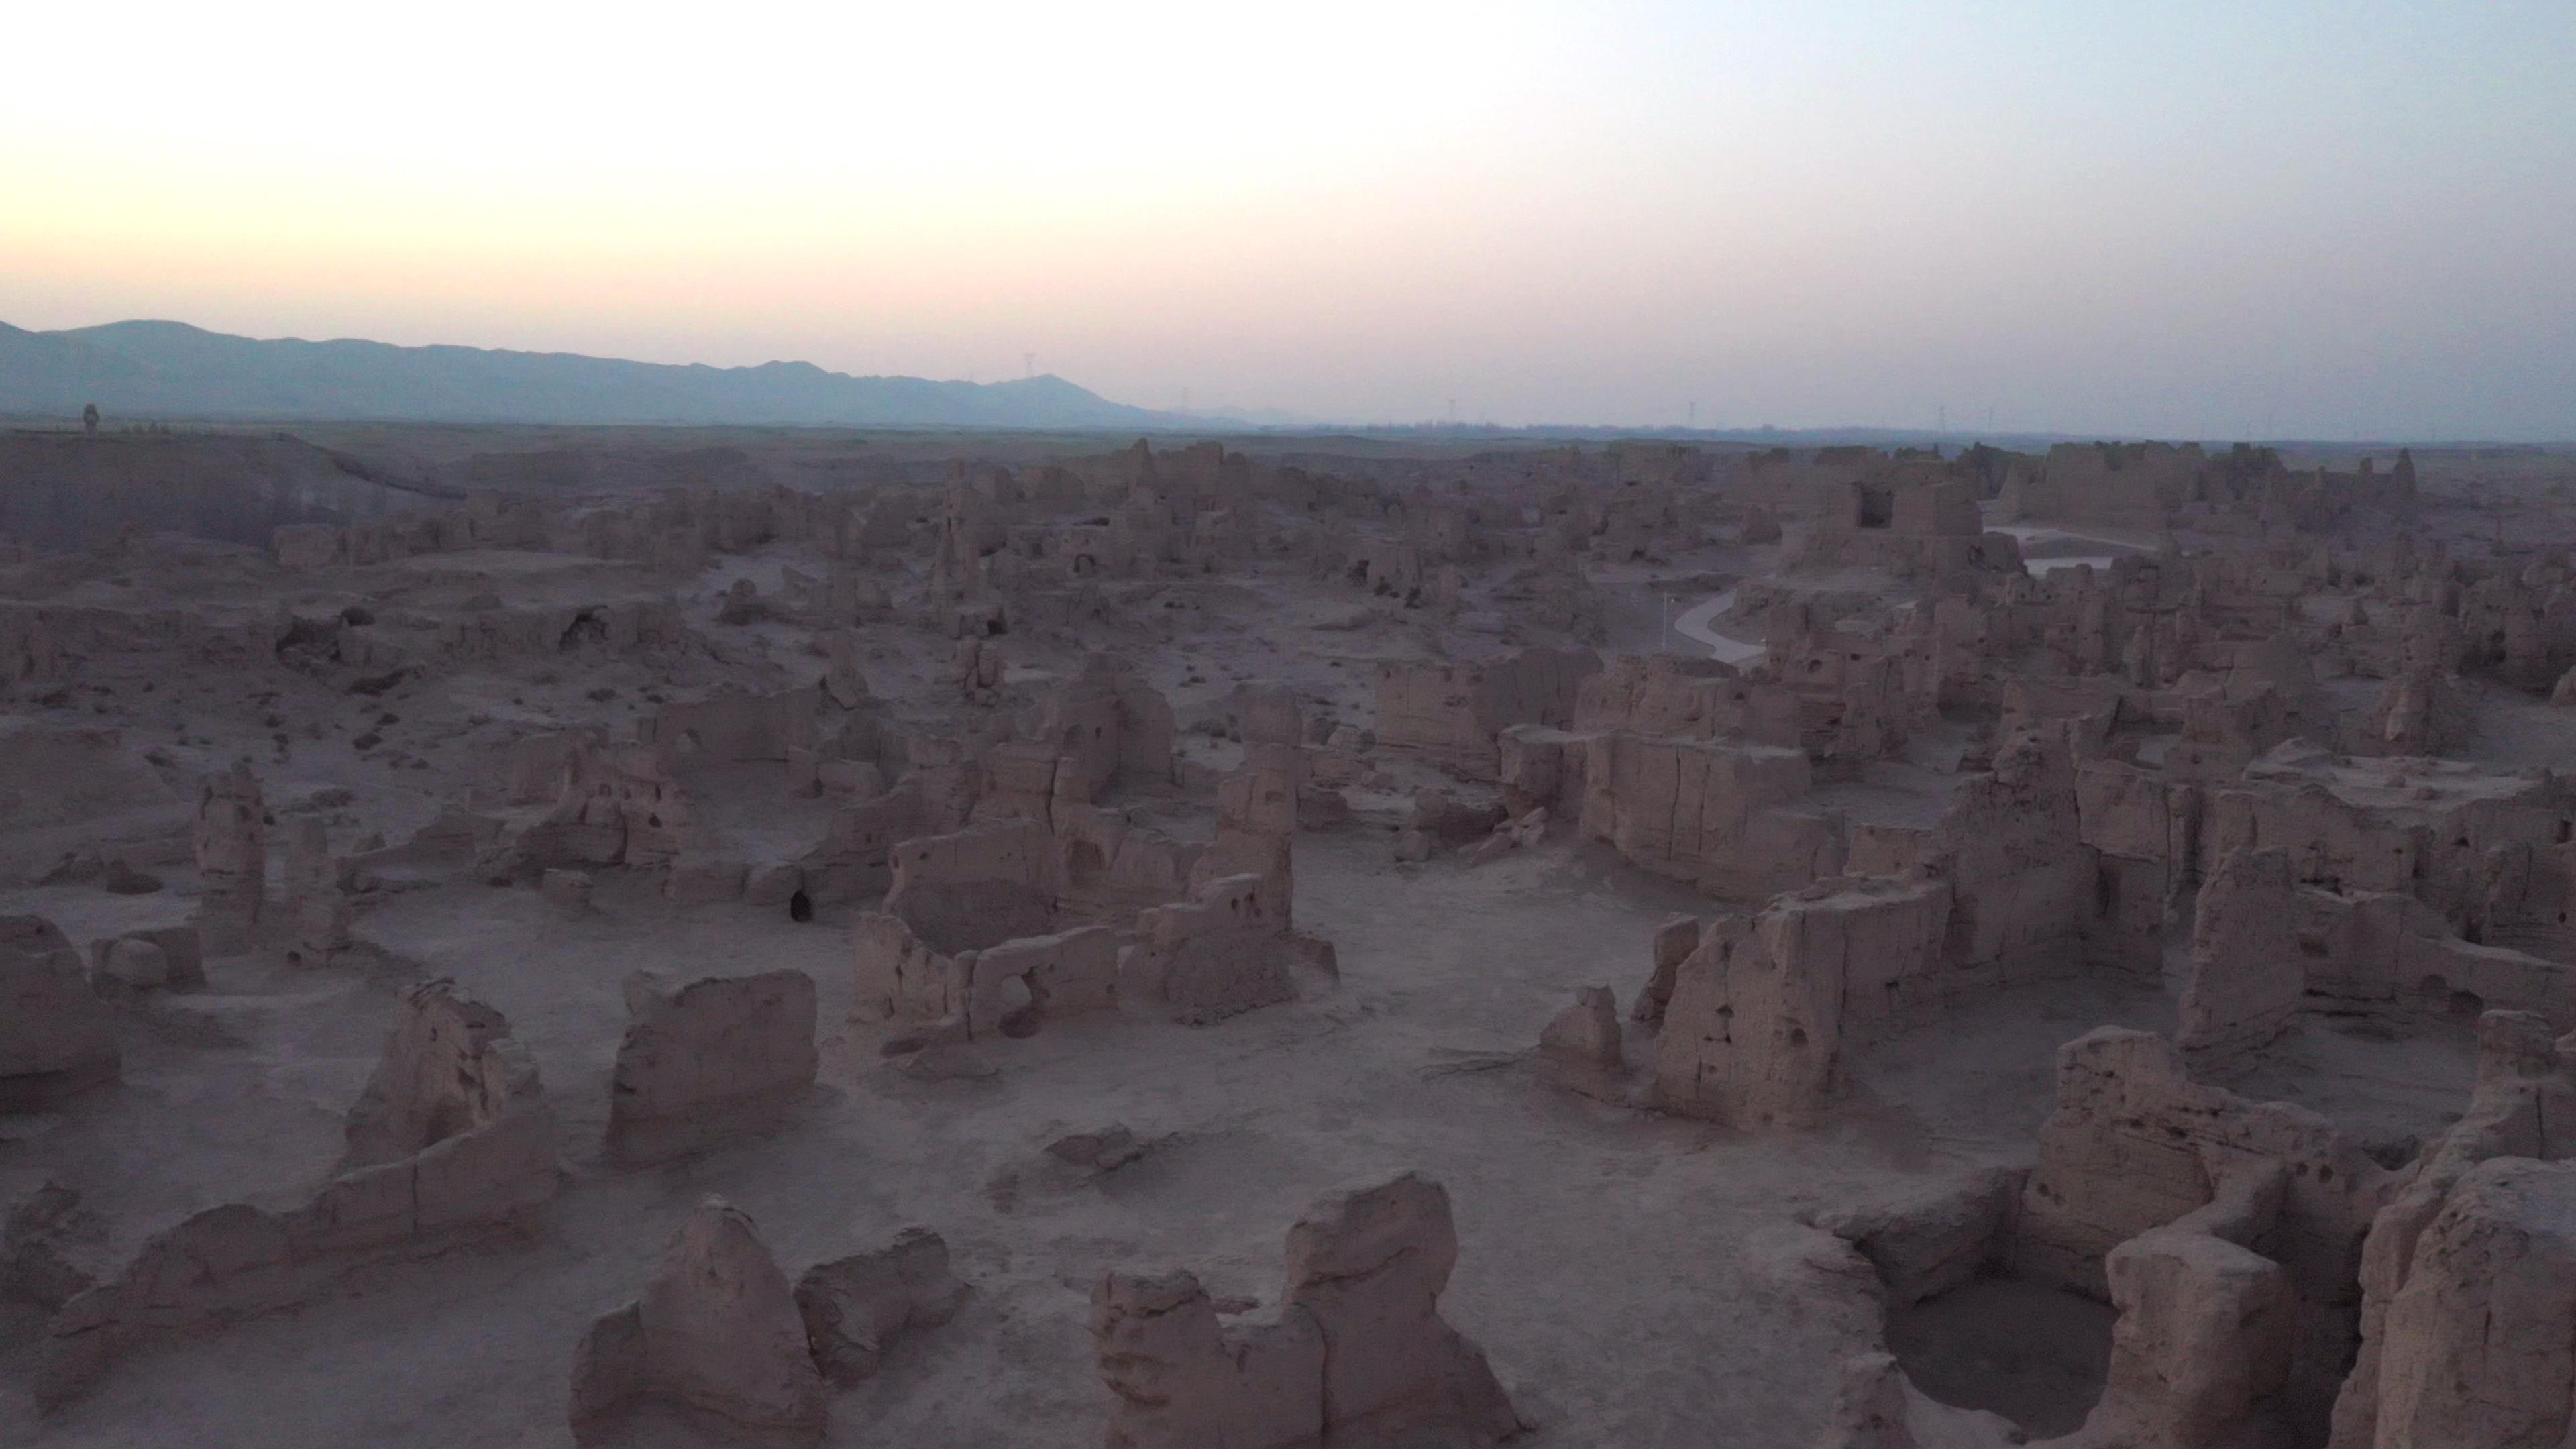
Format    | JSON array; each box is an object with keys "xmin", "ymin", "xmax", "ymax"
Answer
[
  {"xmin": 1091, "ymin": 1171, "xmax": 1519, "ymax": 1449},
  {"xmin": 7, "ymin": 425, "xmax": 2576, "ymax": 1449},
  {"xmin": 606, "ymin": 968, "xmax": 819, "ymax": 1164},
  {"xmin": 570, "ymin": 1198, "xmax": 828, "ymax": 1443},
  {"xmin": 30, "ymin": 979, "xmax": 555, "ymax": 1406}
]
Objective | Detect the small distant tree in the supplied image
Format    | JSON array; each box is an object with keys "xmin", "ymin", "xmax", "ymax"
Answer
[{"xmin": 81, "ymin": 402, "xmax": 99, "ymax": 435}]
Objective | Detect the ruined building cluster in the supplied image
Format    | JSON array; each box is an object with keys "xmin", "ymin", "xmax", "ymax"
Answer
[{"xmin": 3, "ymin": 423, "xmax": 2573, "ymax": 1449}]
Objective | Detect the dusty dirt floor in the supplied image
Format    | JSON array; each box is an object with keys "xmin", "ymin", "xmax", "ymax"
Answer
[{"xmin": 0, "ymin": 826, "xmax": 2481, "ymax": 1448}]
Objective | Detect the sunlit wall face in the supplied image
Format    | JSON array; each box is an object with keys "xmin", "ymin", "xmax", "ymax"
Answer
[{"xmin": 3, "ymin": 1, "xmax": 2570, "ymax": 437}]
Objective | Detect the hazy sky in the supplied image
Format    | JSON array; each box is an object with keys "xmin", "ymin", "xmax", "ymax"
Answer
[{"xmin": 5, "ymin": 1, "xmax": 2571, "ymax": 438}]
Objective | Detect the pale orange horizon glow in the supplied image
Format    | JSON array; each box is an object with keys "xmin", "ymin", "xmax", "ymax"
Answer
[{"xmin": 5, "ymin": 1, "xmax": 2571, "ymax": 437}]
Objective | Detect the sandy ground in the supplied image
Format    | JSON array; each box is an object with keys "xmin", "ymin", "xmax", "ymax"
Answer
[{"xmin": 0, "ymin": 812, "xmax": 2481, "ymax": 1449}]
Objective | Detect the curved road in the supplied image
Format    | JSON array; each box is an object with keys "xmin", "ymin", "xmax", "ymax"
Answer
[
  {"xmin": 1666, "ymin": 521, "xmax": 2144, "ymax": 663},
  {"xmin": 1669, "ymin": 588, "xmax": 1766, "ymax": 665}
]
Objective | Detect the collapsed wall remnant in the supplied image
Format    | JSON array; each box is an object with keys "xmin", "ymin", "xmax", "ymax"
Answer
[
  {"xmin": 88, "ymin": 922, "xmax": 204, "ymax": 994},
  {"xmin": 852, "ymin": 916, "xmax": 1119, "ymax": 1042},
  {"xmin": 2355, "ymin": 1158, "xmax": 2576, "ymax": 1449},
  {"xmin": 1815, "ymin": 1167, "xmax": 2025, "ymax": 1310},
  {"xmin": 2080, "ymin": 1210, "xmax": 2298, "ymax": 1449},
  {"xmin": 1654, "ymin": 875, "xmax": 1950, "ymax": 1128},
  {"xmin": 850, "ymin": 815, "xmax": 1129, "ymax": 1039},
  {"xmin": 39, "ymin": 981, "xmax": 557, "ymax": 1407},
  {"xmin": 1031, "ymin": 651, "xmax": 1177, "ymax": 812},
  {"xmin": 2014, "ymin": 1028, "xmax": 2390, "ymax": 1436},
  {"xmin": 796, "ymin": 780, "xmax": 926, "ymax": 904},
  {"xmin": 91, "ymin": 934, "xmax": 170, "ymax": 989},
  {"xmin": 0, "ymin": 915, "xmax": 118, "ymax": 1109},
  {"xmin": 1630, "ymin": 913, "xmax": 1703, "ymax": 1025},
  {"xmin": 192, "ymin": 762, "xmax": 266, "ymax": 955},
  {"xmin": 1538, "ymin": 985, "xmax": 1622, "ymax": 1071},
  {"xmin": 1917, "ymin": 727, "xmax": 2094, "ymax": 979},
  {"xmin": 793, "ymin": 1226, "xmax": 968, "ymax": 1385},
  {"xmin": 606, "ymin": 969, "xmax": 818, "ymax": 1164},
  {"xmin": 571, "ymin": 1197, "xmax": 828, "ymax": 1445},
  {"xmin": 1053, "ymin": 800, "xmax": 1203, "ymax": 922},
  {"xmin": 1191, "ymin": 684, "xmax": 1304, "ymax": 920},
  {"xmin": 335, "ymin": 981, "xmax": 560, "ymax": 1186},
  {"xmin": 2359, "ymin": 667, "xmax": 2469, "ymax": 757},
  {"xmin": 881, "ymin": 818, "xmax": 1058, "ymax": 953},
  {"xmin": 2329, "ymin": 1010, "xmax": 2576, "ymax": 1448},
  {"xmin": 1794, "ymin": 474, "xmax": 2023, "ymax": 582},
  {"xmin": 2176, "ymin": 847, "xmax": 2304, "ymax": 1068},
  {"xmin": 486, "ymin": 740, "xmax": 693, "ymax": 878},
  {"xmin": 1091, "ymin": 1171, "xmax": 1519, "ymax": 1449},
  {"xmin": 1578, "ymin": 735, "xmax": 1836, "ymax": 898},
  {"xmin": 1373, "ymin": 647, "xmax": 1600, "ymax": 779},
  {"xmin": 1124, "ymin": 871, "xmax": 1336, "ymax": 1024},
  {"xmin": 2075, "ymin": 756, "xmax": 2193, "ymax": 981},
  {"xmin": 280, "ymin": 817, "xmax": 353, "ymax": 967},
  {"xmin": 1536, "ymin": 982, "xmax": 1625, "ymax": 1101},
  {"xmin": 1092, "ymin": 1269, "xmax": 1320, "ymax": 1449}
]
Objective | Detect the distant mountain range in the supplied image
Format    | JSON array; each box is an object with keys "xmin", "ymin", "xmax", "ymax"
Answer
[{"xmin": 0, "ymin": 320, "xmax": 1195, "ymax": 430}]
